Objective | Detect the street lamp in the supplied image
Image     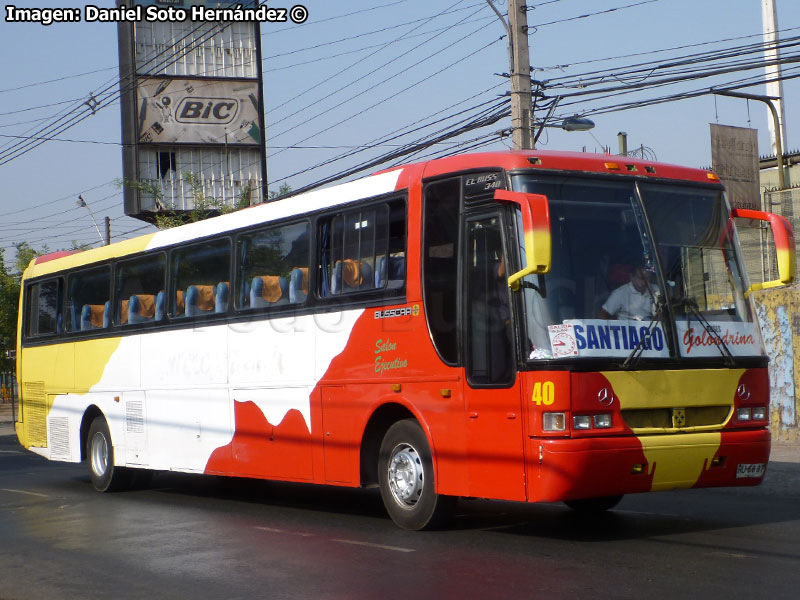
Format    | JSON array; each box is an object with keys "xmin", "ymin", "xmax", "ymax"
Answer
[
  {"xmin": 533, "ymin": 115, "xmax": 595, "ymax": 145},
  {"xmin": 77, "ymin": 195, "xmax": 106, "ymax": 245},
  {"xmin": 560, "ymin": 116, "xmax": 596, "ymax": 132}
]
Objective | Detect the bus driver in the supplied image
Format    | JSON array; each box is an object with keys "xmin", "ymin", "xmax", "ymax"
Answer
[{"xmin": 599, "ymin": 264, "xmax": 657, "ymax": 321}]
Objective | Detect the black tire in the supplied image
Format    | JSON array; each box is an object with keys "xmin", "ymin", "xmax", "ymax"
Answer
[
  {"xmin": 564, "ymin": 495, "xmax": 623, "ymax": 513},
  {"xmin": 86, "ymin": 417, "xmax": 132, "ymax": 492},
  {"xmin": 378, "ymin": 419, "xmax": 455, "ymax": 530}
]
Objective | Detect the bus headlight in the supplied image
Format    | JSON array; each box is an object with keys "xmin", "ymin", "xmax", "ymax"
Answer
[
  {"xmin": 573, "ymin": 415, "xmax": 591, "ymax": 430},
  {"xmin": 737, "ymin": 407, "xmax": 751, "ymax": 421},
  {"xmin": 752, "ymin": 406, "xmax": 767, "ymax": 420},
  {"xmin": 543, "ymin": 412, "xmax": 566, "ymax": 431},
  {"xmin": 593, "ymin": 414, "xmax": 612, "ymax": 428}
]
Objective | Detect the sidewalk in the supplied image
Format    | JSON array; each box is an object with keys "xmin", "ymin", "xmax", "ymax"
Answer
[
  {"xmin": 0, "ymin": 402, "xmax": 13, "ymax": 436},
  {"xmin": 0, "ymin": 401, "xmax": 11, "ymax": 423},
  {"xmin": 769, "ymin": 444, "xmax": 800, "ymax": 463}
]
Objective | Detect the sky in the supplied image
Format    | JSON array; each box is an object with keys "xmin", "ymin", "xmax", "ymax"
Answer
[{"xmin": 1, "ymin": 0, "xmax": 798, "ymax": 263}]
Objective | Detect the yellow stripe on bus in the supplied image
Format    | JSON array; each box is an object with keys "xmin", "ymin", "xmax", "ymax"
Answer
[
  {"xmin": 639, "ymin": 432, "xmax": 721, "ymax": 491},
  {"xmin": 602, "ymin": 369, "xmax": 745, "ymax": 410},
  {"xmin": 602, "ymin": 369, "xmax": 744, "ymax": 490},
  {"xmin": 23, "ymin": 235, "xmax": 156, "ymax": 279},
  {"xmin": 16, "ymin": 337, "xmax": 122, "ymax": 449}
]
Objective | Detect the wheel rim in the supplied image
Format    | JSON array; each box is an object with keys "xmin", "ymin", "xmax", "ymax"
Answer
[
  {"xmin": 387, "ymin": 443, "xmax": 424, "ymax": 509},
  {"xmin": 90, "ymin": 431, "xmax": 109, "ymax": 478}
]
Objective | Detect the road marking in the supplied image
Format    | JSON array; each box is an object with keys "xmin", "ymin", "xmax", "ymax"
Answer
[
  {"xmin": 1, "ymin": 488, "xmax": 49, "ymax": 498},
  {"xmin": 254, "ymin": 526, "xmax": 313, "ymax": 537},
  {"xmin": 255, "ymin": 526, "xmax": 284, "ymax": 533},
  {"xmin": 255, "ymin": 528, "xmax": 414, "ymax": 551},
  {"xmin": 710, "ymin": 551, "xmax": 751, "ymax": 559},
  {"xmin": 0, "ymin": 450, "xmax": 21, "ymax": 454},
  {"xmin": 332, "ymin": 539, "xmax": 415, "ymax": 553}
]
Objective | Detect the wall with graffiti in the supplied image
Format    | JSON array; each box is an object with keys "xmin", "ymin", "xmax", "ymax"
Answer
[{"xmin": 753, "ymin": 286, "xmax": 800, "ymax": 444}]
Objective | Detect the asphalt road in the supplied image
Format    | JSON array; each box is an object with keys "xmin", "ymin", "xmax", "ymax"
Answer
[{"xmin": 1, "ymin": 423, "xmax": 799, "ymax": 600}]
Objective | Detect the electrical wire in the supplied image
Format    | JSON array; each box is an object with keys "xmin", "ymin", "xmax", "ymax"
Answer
[
  {"xmin": 270, "ymin": 32, "xmax": 504, "ymax": 155},
  {"xmin": 0, "ymin": 4, "xmax": 259, "ymax": 165},
  {"xmin": 268, "ymin": 1, "xmax": 480, "ymax": 125}
]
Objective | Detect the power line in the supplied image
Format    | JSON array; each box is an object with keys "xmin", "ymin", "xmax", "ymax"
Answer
[
  {"xmin": 262, "ymin": 14, "xmax": 494, "ymax": 75},
  {"xmin": 268, "ymin": 1, "xmax": 480, "ymax": 124},
  {"xmin": 528, "ymin": 0, "xmax": 664, "ymax": 30},
  {"xmin": 0, "ymin": 5, "xmax": 259, "ymax": 166},
  {"xmin": 272, "ymin": 98, "xmax": 511, "ymax": 192},
  {"xmin": 260, "ymin": 3, "xmax": 486, "ymax": 61},
  {"xmin": 0, "ymin": 67, "xmax": 117, "ymax": 95},
  {"xmin": 261, "ymin": 0, "xmax": 415, "ymax": 35},
  {"xmin": 0, "ymin": 133, "xmax": 120, "ymax": 147},
  {"xmin": 270, "ymin": 25, "xmax": 502, "ymax": 151},
  {"xmin": 533, "ymin": 25, "xmax": 800, "ymax": 74}
]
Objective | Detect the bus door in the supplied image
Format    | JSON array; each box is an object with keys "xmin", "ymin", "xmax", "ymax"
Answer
[{"xmin": 462, "ymin": 213, "xmax": 526, "ymax": 501}]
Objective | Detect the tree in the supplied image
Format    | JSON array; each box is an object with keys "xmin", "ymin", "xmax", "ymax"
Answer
[
  {"xmin": 0, "ymin": 249, "xmax": 20, "ymax": 371},
  {"xmin": 13, "ymin": 241, "xmax": 44, "ymax": 275},
  {"xmin": 268, "ymin": 182, "xmax": 292, "ymax": 200}
]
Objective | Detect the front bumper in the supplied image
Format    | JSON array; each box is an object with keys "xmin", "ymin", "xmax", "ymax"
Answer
[{"xmin": 528, "ymin": 428, "xmax": 770, "ymax": 503}]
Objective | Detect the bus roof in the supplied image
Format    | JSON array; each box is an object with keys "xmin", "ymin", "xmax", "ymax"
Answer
[
  {"xmin": 382, "ymin": 150, "xmax": 719, "ymax": 184},
  {"xmin": 26, "ymin": 150, "xmax": 719, "ymax": 279}
]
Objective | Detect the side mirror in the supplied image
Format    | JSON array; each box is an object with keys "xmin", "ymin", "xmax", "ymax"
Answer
[
  {"xmin": 494, "ymin": 189, "xmax": 551, "ymax": 289},
  {"xmin": 731, "ymin": 207, "xmax": 796, "ymax": 293}
]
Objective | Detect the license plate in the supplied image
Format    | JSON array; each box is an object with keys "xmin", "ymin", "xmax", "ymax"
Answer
[{"xmin": 736, "ymin": 463, "xmax": 765, "ymax": 478}]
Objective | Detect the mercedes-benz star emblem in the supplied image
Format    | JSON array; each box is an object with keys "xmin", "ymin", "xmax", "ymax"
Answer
[
  {"xmin": 597, "ymin": 387, "xmax": 614, "ymax": 407},
  {"xmin": 737, "ymin": 384, "xmax": 751, "ymax": 401}
]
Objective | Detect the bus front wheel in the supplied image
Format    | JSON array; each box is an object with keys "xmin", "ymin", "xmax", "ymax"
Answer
[
  {"xmin": 87, "ymin": 417, "xmax": 132, "ymax": 492},
  {"xmin": 378, "ymin": 419, "xmax": 454, "ymax": 530}
]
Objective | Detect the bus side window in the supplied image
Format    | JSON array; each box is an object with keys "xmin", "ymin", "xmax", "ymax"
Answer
[
  {"xmin": 26, "ymin": 279, "xmax": 63, "ymax": 338},
  {"xmin": 374, "ymin": 201, "xmax": 407, "ymax": 291},
  {"xmin": 115, "ymin": 254, "xmax": 166, "ymax": 325},
  {"xmin": 66, "ymin": 267, "xmax": 111, "ymax": 332},
  {"xmin": 170, "ymin": 239, "xmax": 231, "ymax": 319},
  {"xmin": 318, "ymin": 199, "xmax": 406, "ymax": 298},
  {"xmin": 423, "ymin": 179, "xmax": 461, "ymax": 365},
  {"xmin": 236, "ymin": 221, "xmax": 310, "ymax": 310}
]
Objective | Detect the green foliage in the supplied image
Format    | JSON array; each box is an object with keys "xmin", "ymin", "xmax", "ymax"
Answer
[
  {"xmin": 269, "ymin": 182, "xmax": 292, "ymax": 201},
  {"xmin": 13, "ymin": 241, "xmax": 45, "ymax": 276},
  {"xmin": 0, "ymin": 250, "xmax": 20, "ymax": 371},
  {"xmin": 118, "ymin": 172, "xmax": 272, "ymax": 230}
]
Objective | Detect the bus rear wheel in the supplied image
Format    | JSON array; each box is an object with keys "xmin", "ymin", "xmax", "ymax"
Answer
[
  {"xmin": 378, "ymin": 419, "xmax": 455, "ymax": 530},
  {"xmin": 564, "ymin": 495, "xmax": 623, "ymax": 513},
  {"xmin": 87, "ymin": 417, "xmax": 132, "ymax": 492}
]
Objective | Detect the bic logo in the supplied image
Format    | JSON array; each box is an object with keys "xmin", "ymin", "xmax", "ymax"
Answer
[{"xmin": 176, "ymin": 98, "xmax": 239, "ymax": 125}]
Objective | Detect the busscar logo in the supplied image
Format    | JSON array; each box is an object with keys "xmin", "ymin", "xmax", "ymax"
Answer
[{"xmin": 176, "ymin": 97, "xmax": 239, "ymax": 125}]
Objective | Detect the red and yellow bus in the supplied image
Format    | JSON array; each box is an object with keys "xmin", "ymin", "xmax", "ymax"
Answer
[{"xmin": 15, "ymin": 150, "xmax": 794, "ymax": 529}]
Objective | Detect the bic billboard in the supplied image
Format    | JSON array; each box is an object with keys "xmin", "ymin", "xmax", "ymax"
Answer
[{"xmin": 117, "ymin": 0, "xmax": 267, "ymax": 220}]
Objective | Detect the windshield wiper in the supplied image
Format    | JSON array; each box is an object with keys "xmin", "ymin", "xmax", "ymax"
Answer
[
  {"xmin": 621, "ymin": 294, "xmax": 666, "ymax": 370},
  {"xmin": 674, "ymin": 296, "xmax": 735, "ymax": 366}
]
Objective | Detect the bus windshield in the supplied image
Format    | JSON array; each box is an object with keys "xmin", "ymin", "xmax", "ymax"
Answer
[{"xmin": 512, "ymin": 173, "xmax": 760, "ymax": 363}]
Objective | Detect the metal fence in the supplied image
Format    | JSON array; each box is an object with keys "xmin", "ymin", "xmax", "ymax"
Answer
[{"xmin": 0, "ymin": 372, "xmax": 17, "ymax": 403}]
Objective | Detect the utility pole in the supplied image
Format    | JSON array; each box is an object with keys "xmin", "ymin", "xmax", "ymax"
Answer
[
  {"xmin": 104, "ymin": 217, "xmax": 111, "ymax": 246},
  {"xmin": 508, "ymin": 0, "xmax": 533, "ymax": 149},
  {"xmin": 488, "ymin": 1, "xmax": 534, "ymax": 149},
  {"xmin": 762, "ymin": 0, "xmax": 788, "ymax": 159}
]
